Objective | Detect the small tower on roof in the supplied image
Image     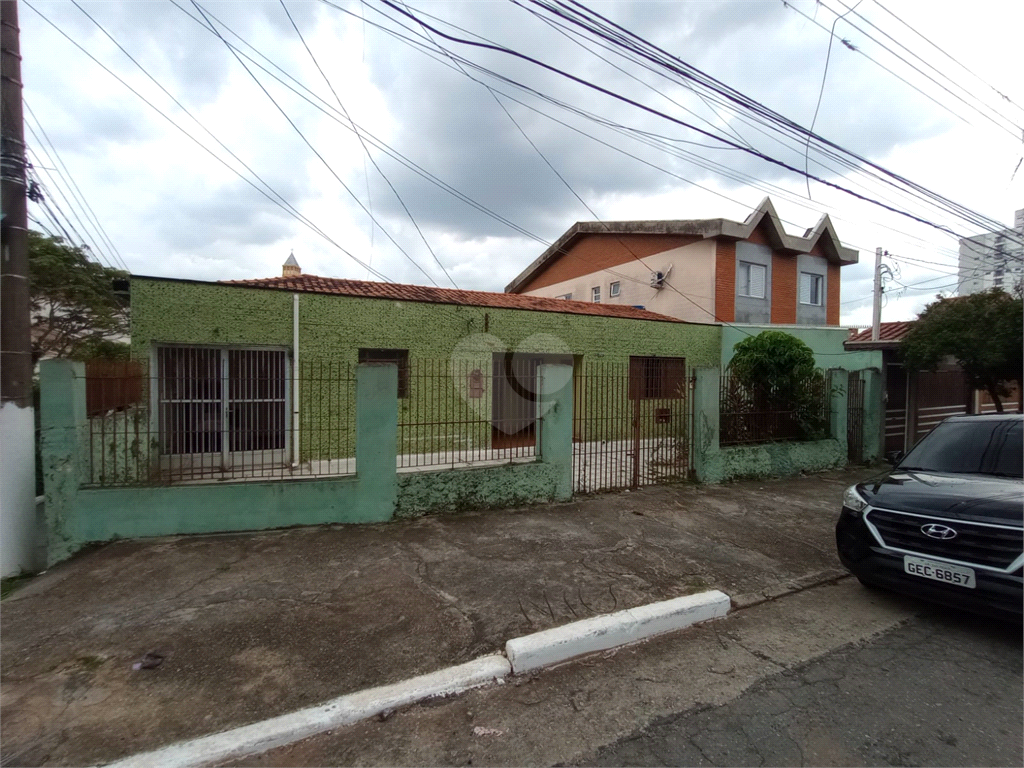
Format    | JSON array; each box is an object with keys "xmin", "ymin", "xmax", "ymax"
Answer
[{"xmin": 282, "ymin": 251, "xmax": 300, "ymax": 278}]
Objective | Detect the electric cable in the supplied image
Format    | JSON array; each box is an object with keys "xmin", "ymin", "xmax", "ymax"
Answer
[{"xmin": 190, "ymin": 0, "xmax": 441, "ymax": 287}]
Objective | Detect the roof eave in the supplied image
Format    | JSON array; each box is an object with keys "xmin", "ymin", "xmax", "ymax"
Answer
[{"xmin": 843, "ymin": 339, "xmax": 902, "ymax": 350}]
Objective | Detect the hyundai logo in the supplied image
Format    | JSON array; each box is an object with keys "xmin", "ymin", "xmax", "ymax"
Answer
[{"xmin": 921, "ymin": 523, "xmax": 957, "ymax": 540}]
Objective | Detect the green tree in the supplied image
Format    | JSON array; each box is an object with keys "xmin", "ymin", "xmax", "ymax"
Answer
[
  {"xmin": 726, "ymin": 331, "xmax": 830, "ymax": 442},
  {"xmin": 729, "ymin": 330, "xmax": 817, "ymax": 390},
  {"xmin": 29, "ymin": 231, "xmax": 129, "ymax": 363},
  {"xmin": 901, "ymin": 289, "xmax": 1023, "ymax": 412}
]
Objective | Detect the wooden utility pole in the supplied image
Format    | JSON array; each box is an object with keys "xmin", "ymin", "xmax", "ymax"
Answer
[
  {"xmin": 1, "ymin": 0, "xmax": 38, "ymax": 576},
  {"xmin": 1, "ymin": 0, "xmax": 30, "ymax": 404}
]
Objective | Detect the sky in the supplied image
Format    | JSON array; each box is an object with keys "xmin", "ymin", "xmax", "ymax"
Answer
[{"xmin": 18, "ymin": 0, "xmax": 1024, "ymax": 327}]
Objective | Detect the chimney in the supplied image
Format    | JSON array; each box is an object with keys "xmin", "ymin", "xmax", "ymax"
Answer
[{"xmin": 283, "ymin": 251, "xmax": 300, "ymax": 278}]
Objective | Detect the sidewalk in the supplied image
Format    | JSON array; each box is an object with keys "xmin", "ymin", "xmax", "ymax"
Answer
[{"xmin": 0, "ymin": 466, "xmax": 876, "ymax": 767}]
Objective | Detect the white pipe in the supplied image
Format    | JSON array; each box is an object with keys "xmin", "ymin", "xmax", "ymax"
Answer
[{"xmin": 292, "ymin": 294, "xmax": 300, "ymax": 468}]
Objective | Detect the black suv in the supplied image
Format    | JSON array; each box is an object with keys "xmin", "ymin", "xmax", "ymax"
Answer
[{"xmin": 836, "ymin": 414, "xmax": 1023, "ymax": 622}]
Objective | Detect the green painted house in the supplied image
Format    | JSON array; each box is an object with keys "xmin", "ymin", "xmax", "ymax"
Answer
[{"xmin": 126, "ymin": 261, "xmax": 721, "ymax": 479}]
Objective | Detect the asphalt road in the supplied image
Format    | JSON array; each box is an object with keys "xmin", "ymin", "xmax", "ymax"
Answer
[
  {"xmin": 592, "ymin": 603, "xmax": 1023, "ymax": 767},
  {"xmin": 232, "ymin": 578, "xmax": 1022, "ymax": 768}
]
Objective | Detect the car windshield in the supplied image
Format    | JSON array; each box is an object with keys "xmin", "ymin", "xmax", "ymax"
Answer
[{"xmin": 898, "ymin": 419, "xmax": 1023, "ymax": 477}]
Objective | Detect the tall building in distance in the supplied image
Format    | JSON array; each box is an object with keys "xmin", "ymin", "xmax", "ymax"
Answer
[{"xmin": 957, "ymin": 207, "xmax": 1024, "ymax": 295}]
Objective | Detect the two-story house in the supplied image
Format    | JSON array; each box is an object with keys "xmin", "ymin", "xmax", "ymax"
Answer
[{"xmin": 505, "ymin": 197, "xmax": 858, "ymax": 326}]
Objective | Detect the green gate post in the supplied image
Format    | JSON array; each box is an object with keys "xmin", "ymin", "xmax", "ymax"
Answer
[
  {"xmin": 537, "ymin": 363, "xmax": 574, "ymax": 502},
  {"xmin": 692, "ymin": 368, "xmax": 721, "ymax": 483},
  {"xmin": 39, "ymin": 360, "xmax": 88, "ymax": 564},
  {"xmin": 829, "ymin": 368, "xmax": 849, "ymax": 451},
  {"xmin": 861, "ymin": 367, "xmax": 884, "ymax": 463},
  {"xmin": 355, "ymin": 363, "xmax": 398, "ymax": 521}
]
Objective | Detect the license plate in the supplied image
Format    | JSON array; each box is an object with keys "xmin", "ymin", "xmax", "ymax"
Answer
[{"xmin": 904, "ymin": 556, "xmax": 975, "ymax": 588}]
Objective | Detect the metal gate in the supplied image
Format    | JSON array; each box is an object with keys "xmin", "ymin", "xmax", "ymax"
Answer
[
  {"xmin": 572, "ymin": 358, "xmax": 690, "ymax": 494},
  {"xmin": 847, "ymin": 370, "xmax": 865, "ymax": 464}
]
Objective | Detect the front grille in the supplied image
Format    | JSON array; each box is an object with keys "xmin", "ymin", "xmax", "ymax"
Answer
[{"xmin": 866, "ymin": 508, "xmax": 1023, "ymax": 570}]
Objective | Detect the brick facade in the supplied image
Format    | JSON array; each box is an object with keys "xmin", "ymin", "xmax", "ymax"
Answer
[
  {"xmin": 714, "ymin": 240, "xmax": 736, "ymax": 322},
  {"xmin": 520, "ymin": 233, "xmax": 699, "ymax": 292},
  {"xmin": 827, "ymin": 262, "xmax": 841, "ymax": 325},
  {"xmin": 771, "ymin": 252, "xmax": 797, "ymax": 324}
]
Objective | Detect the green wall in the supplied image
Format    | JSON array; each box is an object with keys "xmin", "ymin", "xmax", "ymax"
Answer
[
  {"xmin": 129, "ymin": 277, "xmax": 720, "ymax": 461},
  {"xmin": 720, "ymin": 324, "xmax": 881, "ymax": 372},
  {"xmin": 130, "ymin": 278, "xmax": 720, "ymax": 366},
  {"xmin": 40, "ymin": 360, "xmax": 577, "ymax": 565}
]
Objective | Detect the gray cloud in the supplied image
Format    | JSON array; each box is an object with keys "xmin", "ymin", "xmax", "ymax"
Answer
[
  {"xmin": 18, "ymin": 0, "xmax": 1006, "ymax": 309},
  {"xmin": 347, "ymin": 0, "xmax": 956, "ymax": 247}
]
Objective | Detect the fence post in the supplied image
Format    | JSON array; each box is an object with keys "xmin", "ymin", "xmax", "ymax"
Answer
[
  {"xmin": 861, "ymin": 367, "xmax": 884, "ymax": 463},
  {"xmin": 356, "ymin": 363, "xmax": 398, "ymax": 522},
  {"xmin": 537, "ymin": 364, "xmax": 574, "ymax": 502},
  {"xmin": 692, "ymin": 368, "xmax": 721, "ymax": 483},
  {"xmin": 39, "ymin": 359, "xmax": 88, "ymax": 565},
  {"xmin": 829, "ymin": 368, "xmax": 849, "ymax": 450}
]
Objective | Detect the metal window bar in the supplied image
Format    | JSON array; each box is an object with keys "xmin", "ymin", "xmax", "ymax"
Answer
[
  {"xmin": 397, "ymin": 358, "xmax": 546, "ymax": 471},
  {"xmin": 719, "ymin": 370, "xmax": 831, "ymax": 447},
  {"xmin": 83, "ymin": 350, "xmax": 356, "ymax": 486}
]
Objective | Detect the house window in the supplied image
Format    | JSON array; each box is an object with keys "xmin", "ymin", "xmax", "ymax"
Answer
[
  {"xmin": 628, "ymin": 356, "xmax": 686, "ymax": 400},
  {"xmin": 156, "ymin": 346, "xmax": 288, "ymax": 456},
  {"xmin": 737, "ymin": 261, "xmax": 766, "ymax": 299},
  {"xmin": 799, "ymin": 272, "xmax": 823, "ymax": 306},
  {"xmin": 609, "ymin": 281, "xmax": 621, "ymax": 298},
  {"xmin": 559, "ymin": 293, "xmax": 573, "ymax": 300},
  {"xmin": 359, "ymin": 348, "xmax": 410, "ymax": 397},
  {"xmin": 592, "ymin": 286, "xmax": 601, "ymax": 303}
]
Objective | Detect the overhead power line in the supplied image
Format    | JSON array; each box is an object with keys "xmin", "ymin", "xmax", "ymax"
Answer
[
  {"xmin": 523, "ymin": 0, "xmax": 1022, "ymax": 242},
  {"xmin": 341, "ymin": 0, "xmax": 990, "ymax": 269},
  {"xmin": 366, "ymin": 0, "xmax": 1020, "ymax": 247},
  {"xmin": 277, "ymin": 0, "xmax": 459, "ymax": 289},
  {"xmin": 870, "ymin": 0, "xmax": 1024, "ymax": 115},
  {"xmin": 24, "ymin": 100, "xmax": 129, "ymax": 271},
  {"xmin": 804, "ymin": 0, "xmax": 865, "ymax": 199},
  {"xmin": 26, "ymin": 0, "xmax": 395, "ymax": 282},
  {"xmin": 171, "ymin": 0, "xmax": 551, "ymax": 245},
  {"xmin": 189, "ymin": 0, "xmax": 442, "ymax": 287},
  {"xmin": 820, "ymin": 0, "xmax": 1023, "ymax": 139}
]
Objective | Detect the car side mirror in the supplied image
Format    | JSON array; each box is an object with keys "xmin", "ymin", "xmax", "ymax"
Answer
[{"xmin": 886, "ymin": 450, "xmax": 903, "ymax": 465}]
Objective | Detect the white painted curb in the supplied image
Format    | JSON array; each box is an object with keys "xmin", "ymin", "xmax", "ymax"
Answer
[
  {"xmin": 505, "ymin": 589, "xmax": 731, "ymax": 674},
  {"xmin": 102, "ymin": 654, "xmax": 511, "ymax": 768}
]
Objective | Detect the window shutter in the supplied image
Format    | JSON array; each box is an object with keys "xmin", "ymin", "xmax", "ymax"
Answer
[
  {"xmin": 749, "ymin": 264, "xmax": 766, "ymax": 299},
  {"xmin": 799, "ymin": 272, "xmax": 811, "ymax": 305}
]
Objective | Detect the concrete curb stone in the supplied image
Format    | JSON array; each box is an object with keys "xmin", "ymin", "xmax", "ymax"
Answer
[
  {"xmin": 99, "ymin": 590, "xmax": 733, "ymax": 767},
  {"xmin": 506, "ymin": 590, "xmax": 731, "ymax": 674},
  {"xmin": 102, "ymin": 655, "xmax": 512, "ymax": 768}
]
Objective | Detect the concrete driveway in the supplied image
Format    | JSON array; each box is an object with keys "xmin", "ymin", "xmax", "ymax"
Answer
[{"xmin": 0, "ymin": 466, "xmax": 876, "ymax": 766}]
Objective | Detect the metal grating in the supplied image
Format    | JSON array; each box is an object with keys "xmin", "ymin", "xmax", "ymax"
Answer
[{"xmin": 867, "ymin": 508, "xmax": 1023, "ymax": 570}]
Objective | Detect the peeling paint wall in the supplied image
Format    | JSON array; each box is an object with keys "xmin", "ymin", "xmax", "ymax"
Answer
[
  {"xmin": 702, "ymin": 439, "xmax": 847, "ymax": 484},
  {"xmin": 39, "ymin": 360, "xmax": 577, "ymax": 566},
  {"xmin": 395, "ymin": 463, "xmax": 564, "ymax": 519}
]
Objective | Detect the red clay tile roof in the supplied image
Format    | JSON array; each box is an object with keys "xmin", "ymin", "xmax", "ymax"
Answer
[
  {"xmin": 222, "ymin": 274, "xmax": 694, "ymax": 324},
  {"xmin": 845, "ymin": 321, "xmax": 915, "ymax": 345}
]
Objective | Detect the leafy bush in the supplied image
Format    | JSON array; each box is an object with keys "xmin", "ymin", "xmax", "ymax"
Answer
[{"xmin": 724, "ymin": 332, "xmax": 831, "ymax": 444}]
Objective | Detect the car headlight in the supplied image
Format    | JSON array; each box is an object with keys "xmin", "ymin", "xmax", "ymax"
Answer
[{"xmin": 842, "ymin": 485, "xmax": 869, "ymax": 514}]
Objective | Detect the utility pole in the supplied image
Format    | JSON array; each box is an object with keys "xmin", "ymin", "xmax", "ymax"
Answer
[
  {"xmin": 871, "ymin": 246, "xmax": 883, "ymax": 341},
  {"xmin": 1, "ymin": 0, "xmax": 38, "ymax": 576}
]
